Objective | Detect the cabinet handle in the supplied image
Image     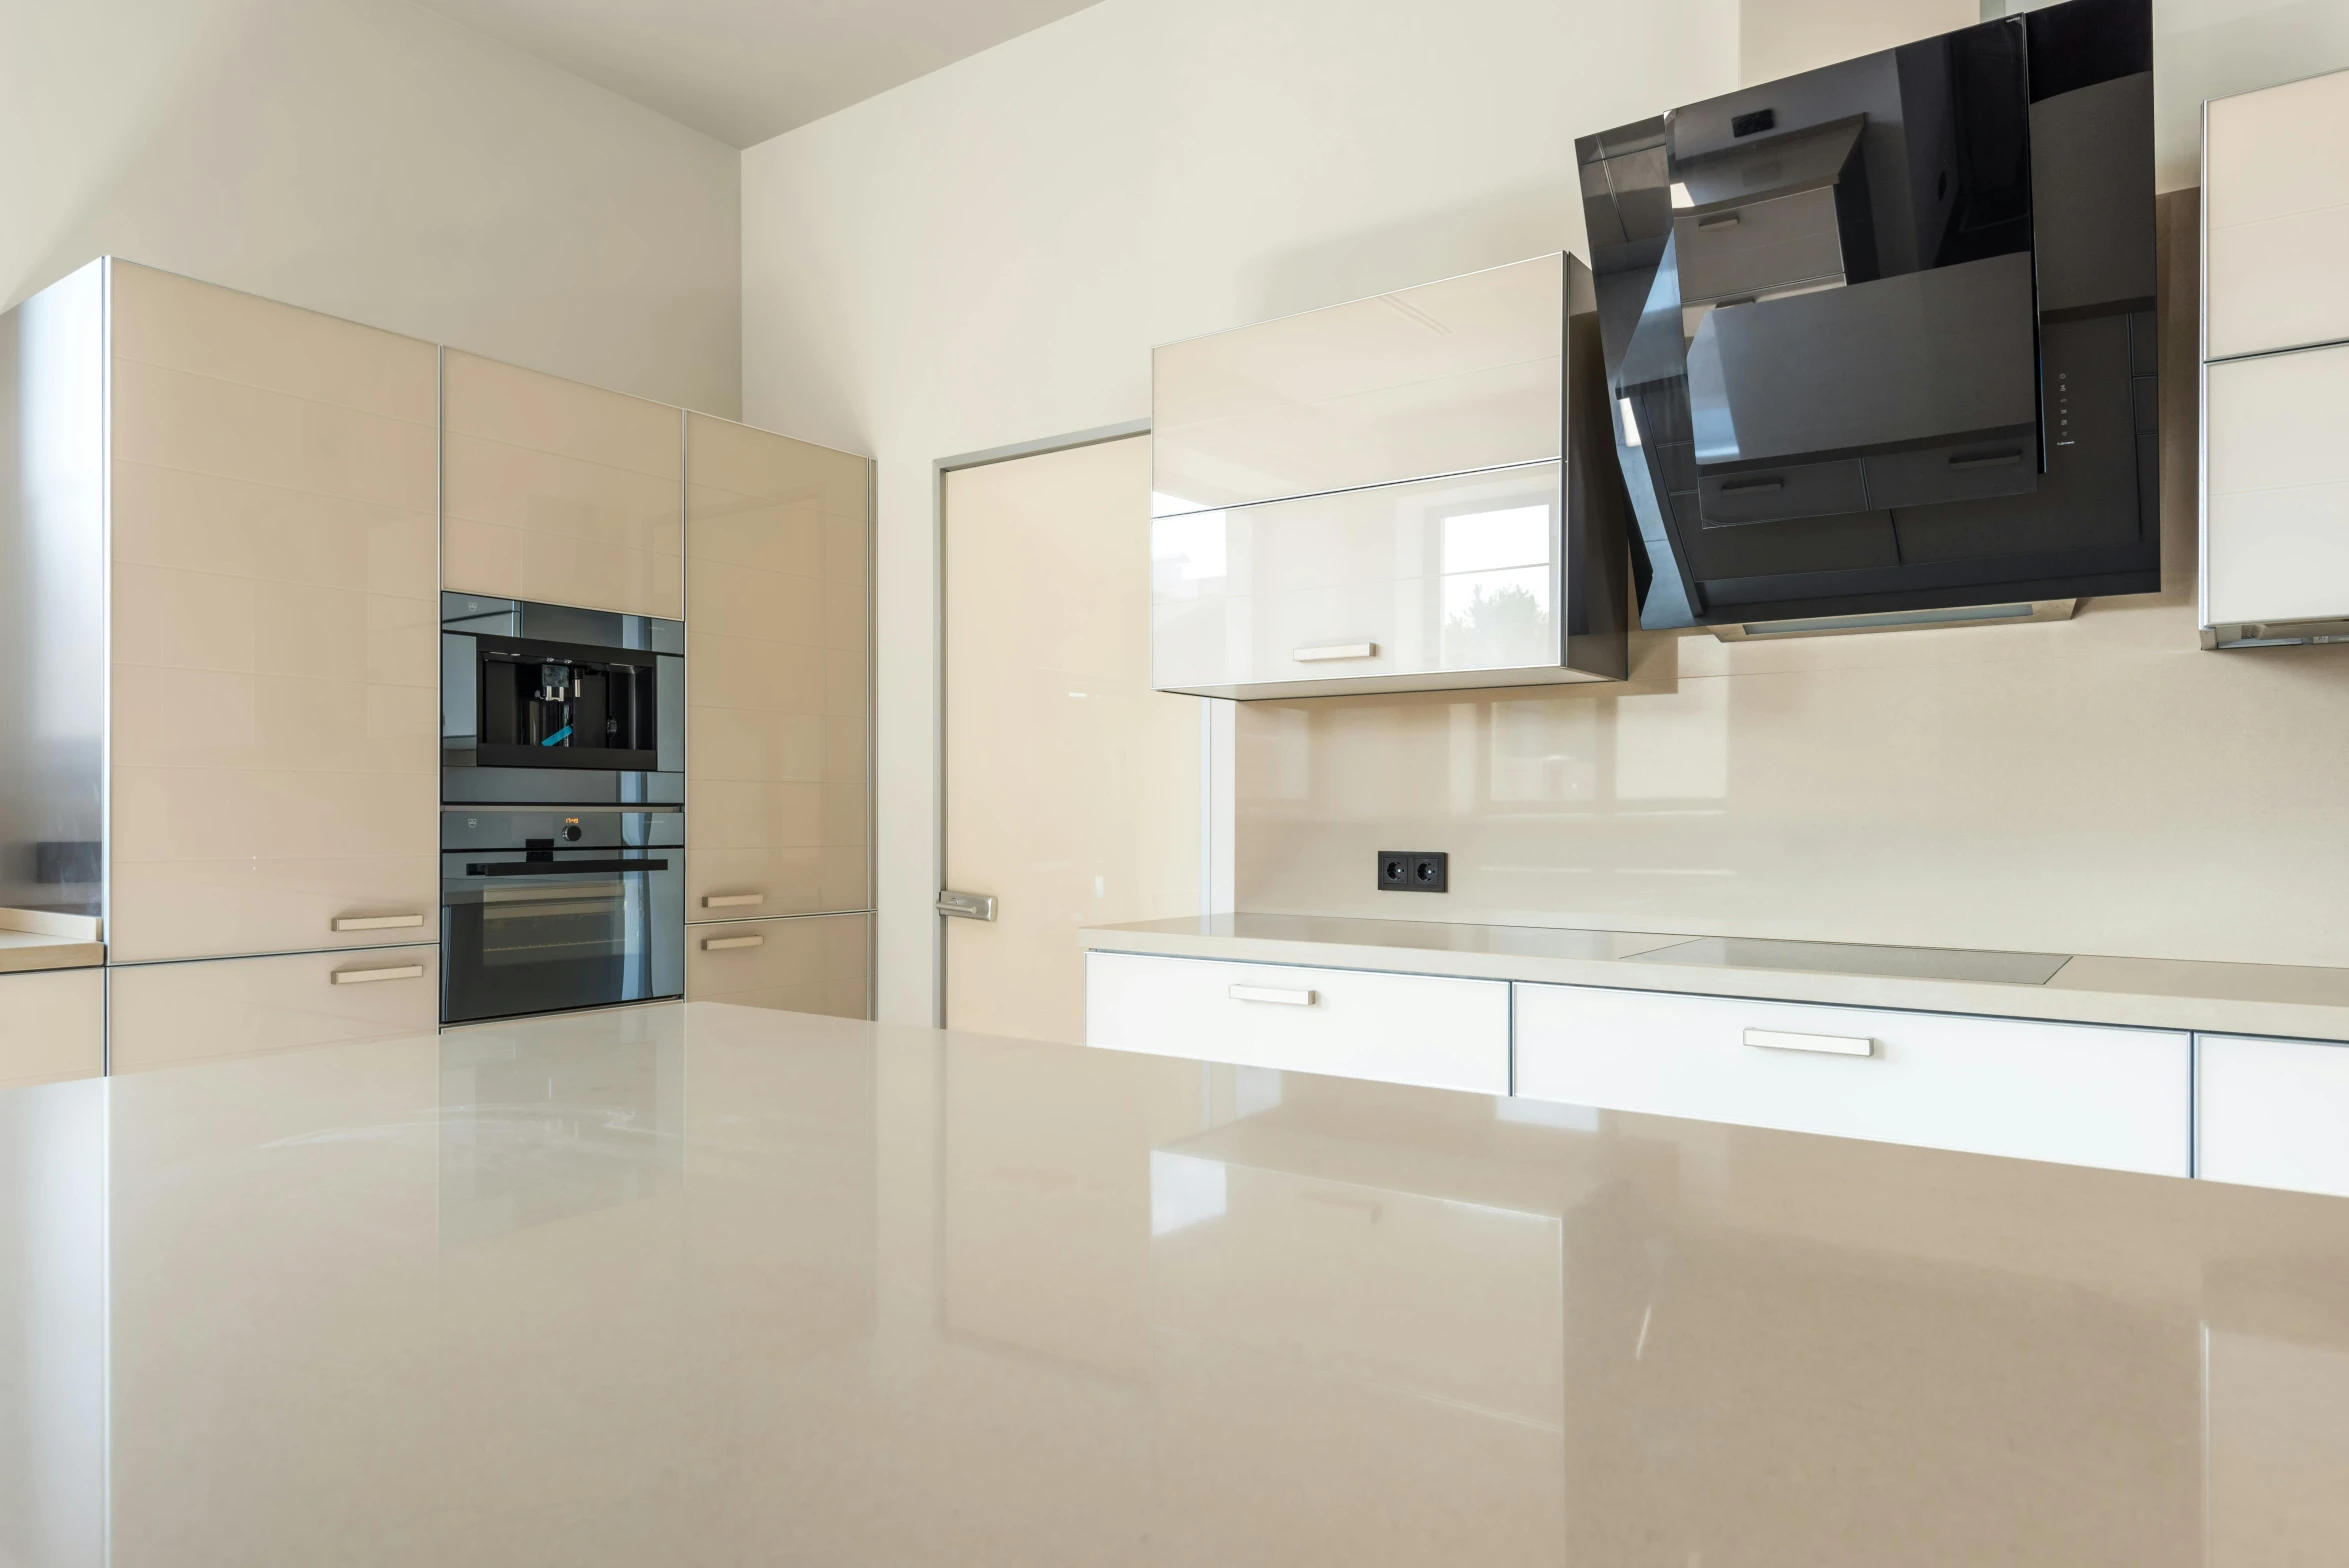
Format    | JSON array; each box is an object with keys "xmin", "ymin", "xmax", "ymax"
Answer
[
  {"xmin": 702, "ymin": 893, "xmax": 765, "ymax": 909},
  {"xmin": 1743, "ymin": 1027, "xmax": 1874, "ymax": 1058},
  {"xmin": 333, "ymin": 913, "xmax": 425, "ymax": 932},
  {"xmin": 1294, "ymin": 642, "xmax": 1377, "ymax": 663},
  {"xmin": 1230, "ymin": 984, "xmax": 1315, "ymax": 1006},
  {"xmin": 333, "ymin": 962, "xmax": 425, "ymax": 985},
  {"xmin": 702, "ymin": 935, "xmax": 765, "ymax": 952}
]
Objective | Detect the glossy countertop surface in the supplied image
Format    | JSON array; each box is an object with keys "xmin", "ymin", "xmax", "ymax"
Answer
[
  {"xmin": 5, "ymin": 1001, "xmax": 2348, "ymax": 1564},
  {"xmin": 1082, "ymin": 913, "xmax": 2349, "ymax": 1039}
]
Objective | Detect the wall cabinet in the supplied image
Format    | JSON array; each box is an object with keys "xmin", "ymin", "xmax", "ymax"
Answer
[
  {"xmin": 2197, "ymin": 1033, "xmax": 2349, "ymax": 1198},
  {"xmin": 441, "ymin": 350, "xmax": 684, "ymax": 619},
  {"xmin": 1084, "ymin": 951, "xmax": 1511, "ymax": 1095},
  {"xmin": 106, "ymin": 946, "xmax": 436, "ymax": 1075},
  {"xmin": 683, "ymin": 413, "xmax": 869, "ymax": 924},
  {"xmin": 0, "ymin": 969, "xmax": 105, "ymax": 1088},
  {"xmin": 106, "ymin": 262, "xmax": 440, "ymax": 964},
  {"xmin": 685, "ymin": 913, "xmax": 868, "ymax": 1018}
]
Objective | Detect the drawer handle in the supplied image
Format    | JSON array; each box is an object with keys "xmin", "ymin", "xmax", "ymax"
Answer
[
  {"xmin": 333, "ymin": 913, "xmax": 424, "ymax": 932},
  {"xmin": 1720, "ymin": 477, "xmax": 1783, "ymax": 495},
  {"xmin": 1293, "ymin": 643, "xmax": 1376, "ymax": 663},
  {"xmin": 702, "ymin": 935, "xmax": 765, "ymax": 952},
  {"xmin": 333, "ymin": 962, "xmax": 424, "ymax": 985},
  {"xmin": 1696, "ymin": 213, "xmax": 1741, "ymax": 229},
  {"xmin": 703, "ymin": 893, "xmax": 765, "ymax": 909},
  {"xmin": 1743, "ymin": 1027, "xmax": 1874, "ymax": 1058},
  {"xmin": 1230, "ymin": 984, "xmax": 1315, "ymax": 1007}
]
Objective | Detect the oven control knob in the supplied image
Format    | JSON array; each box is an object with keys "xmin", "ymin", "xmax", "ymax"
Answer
[{"xmin": 562, "ymin": 823, "xmax": 583, "ymax": 842}]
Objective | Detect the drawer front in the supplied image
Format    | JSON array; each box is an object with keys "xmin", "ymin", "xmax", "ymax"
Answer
[
  {"xmin": 2197, "ymin": 1033, "xmax": 2349, "ymax": 1197},
  {"xmin": 1514, "ymin": 983, "xmax": 2189, "ymax": 1175},
  {"xmin": 685, "ymin": 913, "xmax": 869, "ymax": 1019},
  {"xmin": 1084, "ymin": 952, "xmax": 1509, "ymax": 1095},
  {"xmin": 0, "ymin": 968, "xmax": 105, "ymax": 1087},
  {"xmin": 107, "ymin": 946, "xmax": 437, "ymax": 1075}
]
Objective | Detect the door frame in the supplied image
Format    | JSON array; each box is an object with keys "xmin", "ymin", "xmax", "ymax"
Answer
[{"xmin": 931, "ymin": 420, "xmax": 1162, "ymax": 1029}]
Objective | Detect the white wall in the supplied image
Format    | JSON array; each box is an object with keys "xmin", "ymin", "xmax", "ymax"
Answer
[
  {"xmin": 2, "ymin": 0, "xmax": 740, "ymax": 414},
  {"xmin": 741, "ymin": 0, "xmax": 2349, "ymax": 1022}
]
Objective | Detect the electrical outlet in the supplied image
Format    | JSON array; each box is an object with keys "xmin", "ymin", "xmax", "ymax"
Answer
[{"xmin": 1376, "ymin": 850, "xmax": 1448, "ymax": 893}]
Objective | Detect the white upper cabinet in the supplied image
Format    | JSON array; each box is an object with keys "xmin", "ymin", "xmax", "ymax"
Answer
[
  {"xmin": 2197, "ymin": 1033, "xmax": 2349, "ymax": 1198},
  {"xmin": 1150, "ymin": 254, "xmax": 1628, "ymax": 698},
  {"xmin": 105, "ymin": 263, "xmax": 440, "ymax": 964},
  {"xmin": 2202, "ymin": 68, "xmax": 2349, "ymax": 647}
]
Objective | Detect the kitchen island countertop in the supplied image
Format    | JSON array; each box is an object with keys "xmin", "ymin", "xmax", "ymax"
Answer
[{"xmin": 5, "ymin": 999, "xmax": 2346, "ymax": 1564}]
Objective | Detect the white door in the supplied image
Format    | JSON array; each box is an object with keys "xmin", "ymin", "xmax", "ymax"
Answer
[{"xmin": 941, "ymin": 436, "xmax": 1202, "ymax": 1043}]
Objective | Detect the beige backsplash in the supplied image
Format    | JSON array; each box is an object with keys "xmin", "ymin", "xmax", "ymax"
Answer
[{"xmin": 1235, "ymin": 190, "xmax": 2349, "ymax": 971}]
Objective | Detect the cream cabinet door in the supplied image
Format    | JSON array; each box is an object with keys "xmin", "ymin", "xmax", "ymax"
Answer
[
  {"xmin": 685, "ymin": 913, "xmax": 869, "ymax": 1018},
  {"xmin": 106, "ymin": 947, "xmax": 437, "ymax": 1075},
  {"xmin": 0, "ymin": 968, "xmax": 104, "ymax": 1087},
  {"xmin": 442, "ymin": 350, "xmax": 684, "ymax": 619},
  {"xmin": 683, "ymin": 413, "xmax": 869, "ymax": 923},
  {"xmin": 106, "ymin": 263, "xmax": 440, "ymax": 965}
]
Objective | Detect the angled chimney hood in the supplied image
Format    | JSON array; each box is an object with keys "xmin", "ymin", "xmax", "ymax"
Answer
[{"xmin": 1578, "ymin": 0, "xmax": 2158, "ymax": 634}]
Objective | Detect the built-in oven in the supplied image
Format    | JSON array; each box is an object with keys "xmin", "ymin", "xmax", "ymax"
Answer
[
  {"xmin": 442, "ymin": 594, "xmax": 684, "ymax": 806},
  {"xmin": 440, "ymin": 807, "xmax": 685, "ymax": 1026}
]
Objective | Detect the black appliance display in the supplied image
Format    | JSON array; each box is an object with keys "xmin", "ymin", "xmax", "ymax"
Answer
[
  {"xmin": 442, "ymin": 594, "xmax": 683, "ymax": 806},
  {"xmin": 440, "ymin": 807, "xmax": 685, "ymax": 1026},
  {"xmin": 1576, "ymin": 0, "xmax": 2157, "ymax": 630}
]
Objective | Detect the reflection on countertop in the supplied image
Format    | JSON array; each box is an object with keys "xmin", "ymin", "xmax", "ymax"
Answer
[{"xmin": 3, "ymin": 1000, "xmax": 2347, "ymax": 1565}]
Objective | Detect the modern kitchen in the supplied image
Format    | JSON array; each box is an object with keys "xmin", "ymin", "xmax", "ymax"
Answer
[{"xmin": 4, "ymin": 0, "xmax": 2348, "ymax": 1560}]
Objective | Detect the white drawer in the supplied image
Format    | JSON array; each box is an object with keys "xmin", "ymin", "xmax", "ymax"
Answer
[
  {"xmin": 1084, "ymin": 951, "xmax": 1509, "ymax": 1094},
  {"xmin": 1514, "ymin": 983, "xmax": 2189, "ymax": 1175},
  {"xmin": 2197, "ymin": 1033, "xmax": 2349, "ymax": 1197}
]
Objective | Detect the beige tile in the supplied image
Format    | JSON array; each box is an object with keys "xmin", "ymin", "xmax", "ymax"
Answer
[
  {"xmin": 438, "ymin": 513, "xmax": 525, "ymax": 602},
  {"xmin": 113, "ymin": 566, "xmax": 435, "ymax": 687},
  {"xmin": 109, "ymin": 668, "xmax": 436, "ymax": 773},
  {"xmin": 106, "ymin": 946, "xmax": 436, "ymax": 1073},
  {"xmin": 443, "ymin": 350, "xmax": 680, "ymax": 479},
  {"xmin": 688, "ymin": 779, "xmax": 824, "ymax": 850},
  {"xmin": 110, "ymin": 462, "xmax": 434, "ymax": 597},
  {"xmin": 822, "ymin": 648, "xmax": 867, "ymax": 718},
  {"xmin": 104, "ymin": 853, "xmax": 439, "ymax": 965},
  {"xmin": 0, "ymin": 968, "xmax": 105, "ymax": 1087},
  {"xmin": 110, "ymin": 765, "xmax": 435, "ymax": 864},
  {"xmin": 107, "ymin": 261, "xmax": 437, "ymax": 423},
  {"xmin": 686, "ymin": 560, "xmax": 823, "ymax": 643},
  {"xmin": 686, "ymin": 633, "xmax": 827, "ymax": 712},
  {"xmin": 688, "ymin": 708, "xmax": 829, "ymax": 784},
  {"xmin": 442, "ymin": 431, "xmax": 683, "ymax": 617},
  {"xmin": 686, "ymin": 411, "xmax": 867, "ymax": 516},
  {"xmin": 686, "ymin": 914, "xmax": 868, "ymax": 1017},
  {"xmin": 110, "ymin": 359, "xmax": 436, "ymax": 511},
  {"xmin": 820, "ymin": 514, "xmax": 868, "ymax": 587},
  {"xmin": 687, "ymin": 491, "xmax": 826, "ymax": 578}
]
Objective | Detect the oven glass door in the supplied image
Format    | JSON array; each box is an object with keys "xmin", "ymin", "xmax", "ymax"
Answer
[{"xmin": 442, "ymin": 849, "xmax": 682, "ymax": 1025}]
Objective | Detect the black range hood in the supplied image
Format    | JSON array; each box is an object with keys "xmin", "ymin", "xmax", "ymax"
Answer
[{"xmin": 1577, "ymin": 0, "xmax": 2158, "ymax": 632}]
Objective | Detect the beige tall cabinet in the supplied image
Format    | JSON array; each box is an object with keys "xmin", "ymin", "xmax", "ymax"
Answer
[
  {"xmin": 102, "ymin": 262, "xmax": 441, "ymax": 1068},
  {"xmin": 682, "ymin": 413, "xmax": 871, "ymax": 1017}
]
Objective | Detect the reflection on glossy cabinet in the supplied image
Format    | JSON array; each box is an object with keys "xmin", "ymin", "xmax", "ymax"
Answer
[
  {"xmin": 684, "ymin": 413, "xmax": 869, "ymax": 921},
  {"xmin": 106, "ymin": 262, "xmax": 440, "ymax": 964},
  {"xmin": 0, "ymin": 968, "xmax": 105, "ymax": 1087},
  {"xmin": 442, "ymin": 350, "xmax": 684, "ymax": 619},
  {"xmin": 106, "ymin": 947, "xmax": 437, "ymax": 1075},
  {"xmin": 686, "ymin": 914, "xmax": 868, "ymax": 1018}
]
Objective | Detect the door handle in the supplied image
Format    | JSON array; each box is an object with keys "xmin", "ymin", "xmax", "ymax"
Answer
[
  {"xmin": 937, "ymin": 890, "xmax": 996, "ymax": 921},
  {"xmin": 702, "ymin": 893, "xmax": 764, "ymax": 909},
  {"xmin": 1230, "ymin": 984, "xmax": 1315, "ymax": 1006},
  {"xmin": 464, "ymin": 858, "xmax": 669, "ymax": 877},
  {"xmin": 1743, "ymin": 1027, "xmax": 1874, "ymax": 1057},
  {"xmin": 701, "ymin": 934, "xmax": 764, "ymax": 952},
  {"xmin": 1293, "ymin": 642, "xmax": 1377, "ymax": 663},
  {"xmin": 333, "ymin": 962, "xmax": 425, "ymax": 985},
  {"xmin": 333, "ymin": 913, "xmax": 425, "ymax": 932}
]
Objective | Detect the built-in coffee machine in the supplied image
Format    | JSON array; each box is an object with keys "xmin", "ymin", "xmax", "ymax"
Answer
[{"xmin": 440, "ymin": 595, "xmax": 686, "ymax": 1024}]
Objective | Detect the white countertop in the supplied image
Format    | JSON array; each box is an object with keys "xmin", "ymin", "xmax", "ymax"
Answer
[
  {"xmin": 4, "ymin": 999, "xmax": 2346, "ymax": 1563},
  {"xmin": 1080, "ymin": 913, "xmax": 2349, "ymax": 1039}
]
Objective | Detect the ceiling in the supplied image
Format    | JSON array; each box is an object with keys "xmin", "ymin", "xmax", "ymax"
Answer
[{"xmin": 411, "ymin": 0, "xmax": 1105, "ymax": 147}]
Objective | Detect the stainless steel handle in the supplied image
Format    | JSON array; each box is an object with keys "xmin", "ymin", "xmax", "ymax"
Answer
[
  {"xmin": 333, "ymin": 962, "xmax": 425, "ymax": 986},
  {"xmin": 332, "ymin": 913, "xmax": 425, "ymax": 932},
  {"xmin": 701, "ymin": 935, "xmax": 764, "ymax": 952},
  {"xmin": 702, "ymin": 893, "xmax": 764, "ymax": 909},
  {"xmin": 937, "ymin": 890, "xmax": 996, "ymax": 921},
  {"xmin": 1293, "ymin": 642, "xmax": 1377, "ymax": 663},
  {"xmin": 1229, "ymin": 984, "xmax": 1315, "ymax": 1007},
  {"xmin": 1743, "ymin": 1026, "xmax": 1874, "ymax": 1058}
]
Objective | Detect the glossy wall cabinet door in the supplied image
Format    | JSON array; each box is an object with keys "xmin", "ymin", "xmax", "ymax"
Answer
[
  {"xmin": 0, "ymin": 969, "xmax": 104, "ymax": 1087},
  {"xmin": 106, "ymin": 946, "xmax": 437, "ymax": 1075},
  {"xmin": 2205, "ymin": 68, "xmax": 2349, "ymax": 362},
  {"xmin": 442, "ymin": 350, "xmax": 684, "ymax": 619},
  {"xmin": 685, "ymin": 913, "xmax": 869, "ymax": 1018},
  {"xmin": 684, "ymin": 413, "xmax": 869, "ymax": 922},
  {"xmin": 106, "ymin": 263, "xmax": 440, "ymax": 964},
  {"xmin": 2197, "ymin": 1033, "xmax": 2349, "ymax": 1197}
]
